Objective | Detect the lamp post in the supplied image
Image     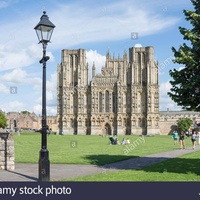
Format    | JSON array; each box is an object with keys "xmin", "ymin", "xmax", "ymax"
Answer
[{"xmin": 34, "ymin": 11, "xmax": 55, "ymax": 181}]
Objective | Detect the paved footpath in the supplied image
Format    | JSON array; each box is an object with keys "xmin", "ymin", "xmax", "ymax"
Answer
[{"xmin": 0, "ymin": 145, "xmax": 200, "ymax": 181}]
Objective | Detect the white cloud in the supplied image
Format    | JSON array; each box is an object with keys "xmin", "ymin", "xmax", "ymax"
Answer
[
  {"xmin": 86, "ymin": 50, "xmax": 106, "ymax": 81},
  {"xmin": 34, "ymin": 72, "xmax": 57, "ymax": 115},
  {"xmin": 0, "ymin": 83, "xmax": 9, "ymax": 94},
  {"xmin": 134, "ymin": 44, "xmax": 143, "ymax": 47},
  {"xmin": 1, "ymin": 100, "xmax": 25, "ymax": 112},
  {"xmin": 178, "ymin": 66, "xmax": 185, "ymax": 71},
  {"xmin": 33, "ymin": 104, "xmax": 57, "ymax": 116},
  {"xmin": 47, "ymin": 73, "xmax": 57, "ymax": 91},
  {"xmin": 46, "ymin": 73, "xmax": 57, "ymax": 104},
  {"xmin": 33, "ymin": 104, "xmax": 41, "ymax": 115},
  {"xmin": 1, "ymin": 68, "xmax": 27, "ymax": 83},
  {"xmin": 0, "ymin": 1, "xmax": 179, "ymax": 73},
  {"xmin": 50, "ymin": 1, "xmax": 180, "ymax": 48},
  {"xmin": 0, "ymin": 43, "xmax": 55, "ymax": 72},
  {"xmin": 47, "ymin": 106, "xmax": 57, "ymax": 116},
  {"xmin": 160, "ymin": 81, "xmax": 171, "ymax": 93},
  {"xmin": 0, "ymin": 68, "xmax": 42, "ymax": 87},
  {"xmin": 159, "ymin": 81, "xmax": 182, "ymax": 111}
]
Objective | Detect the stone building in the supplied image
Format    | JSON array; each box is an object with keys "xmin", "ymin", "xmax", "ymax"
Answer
[
  {"xmin": 5, "ymin": 112, "xmax": 57, "ymax": 132},
  {"xmin": 46, "ymin": 116, "xmax": 57, "ymax": 132},
  {"xmin": 6, "ymin": 112, "xmax": 40, "ymax": 131},
  {"xmin": 159, "ymin": 110, "xmax": 200, "ymax": 134},
  {"xmin": 57, "ymin": 46, "xmax": 160, "ymax": 135}
]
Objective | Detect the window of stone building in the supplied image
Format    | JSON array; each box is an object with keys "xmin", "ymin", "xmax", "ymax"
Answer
[
  {"xmin": 70, "ymin": 55, "xmax": 73, "ymax": 67},
  {"xmin": 112, "ymin": 92, "xmax": 116, "ymax": 113},
  {"xmin": 105, "ymin": 91, "xmax": 109, "ymax": 112},
  {"xmin": 75, "ymin": 55, "xmax": 78, "ymax": 66},
  {"xmin": 138, "ymin": 118, "xmax": 141, "ymax": 127},
  {"xmin": 70, "ymin": 119, "xmax": 74, "ymax": 127},
  {"xmin": 99, "ymin": 92, "xmax": 102, "ymax": 112}
]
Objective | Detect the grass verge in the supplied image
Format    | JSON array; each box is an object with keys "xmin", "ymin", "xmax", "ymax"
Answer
[
  {"xmin": 62, "ymin": 150, "xmax": 200, "ymax": 181},
  {"xmin": 14, "ymin": 133, "xmax": 192, "ymax": 165}
]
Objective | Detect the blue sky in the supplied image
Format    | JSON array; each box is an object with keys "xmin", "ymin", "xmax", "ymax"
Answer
[{"xmin": 0, "ymin": 0, "xmax": 194, "ymax": 115}]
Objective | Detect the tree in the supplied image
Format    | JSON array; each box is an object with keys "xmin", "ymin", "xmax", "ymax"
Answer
[
  {"xmin": 21, "ymin": 111, "xmax": 30, "ymax": 115},
  {"xmin": 177, "ymin": 117, "xmax": 193, "ymax": 132},
  {"xmin": 168, "ymin": 0, "xmax": 200, "ymax": 111},
  {"xmin": 0, "ymin": 111, "xmax": 7, "ymax": 129}
]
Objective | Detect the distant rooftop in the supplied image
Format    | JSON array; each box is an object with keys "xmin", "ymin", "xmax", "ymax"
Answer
[{"xmin": 160, "ymin": 110, "xmax": 200, "ymax": 116}]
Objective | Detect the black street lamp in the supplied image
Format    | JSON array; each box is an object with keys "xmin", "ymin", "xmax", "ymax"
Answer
[{"xmin": 34, "ymin": 11, "xmax": 55, "ymax": 182}]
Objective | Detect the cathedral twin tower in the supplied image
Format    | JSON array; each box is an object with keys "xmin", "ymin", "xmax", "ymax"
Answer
[{"xmin": 57, "ymin": 46, "xmax": 160, "ymax": 135}]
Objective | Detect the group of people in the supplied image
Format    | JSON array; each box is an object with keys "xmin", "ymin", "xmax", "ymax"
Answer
[
  {"xmin": 109, "ymin": 135, "xmax": 130, "ymax": 145},
  {"xmin": 121, "ymin": 138, "xmax": 130, "ymax": 145},
  {"xmin": 172, "ymin": 129, "xmax": 200, "ymax": 150}
]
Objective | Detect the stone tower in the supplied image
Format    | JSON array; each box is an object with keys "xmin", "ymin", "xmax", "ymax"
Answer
[
  {"xmin": 129, "ymin": 46, "xmax": 159, "ymax": 135},
  {"xmin": 57, "ymin": 46, "xmax": 160, "ymax": 135},
  {"xmin": 57, "ymin": 49, "xmax": 88, "ymax": 134}
]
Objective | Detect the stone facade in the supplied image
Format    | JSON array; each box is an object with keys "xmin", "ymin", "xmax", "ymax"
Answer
[
  {"xmin": 46, "ymin": 116, "xmax": 57, "ymax": 132},
  {"xmin": 57, "ymin": 46, "xmax": 160, "ymax": 135},
  {"xmin": 3, "ymin": 110, "xmax": 200, "ymax": 135},
  {"xmin": 6, "ymin": 112, "xmax": 40, "ymax": 131},
  {"xmin": 159, "ymin": 110, "xmax": 200, "ymax": 134},
  {"xmin": 5, "ymin": 112, "xmax": 57, "ymax": 132},
  {"xmin": 0, "ymin": 132, "xmax": 14, "ymax": 170}
]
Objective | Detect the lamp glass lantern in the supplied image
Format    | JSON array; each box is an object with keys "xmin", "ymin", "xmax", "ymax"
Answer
[{"xmin": 34, "ymin": 11, "xmax": 55, "ymax": 44}]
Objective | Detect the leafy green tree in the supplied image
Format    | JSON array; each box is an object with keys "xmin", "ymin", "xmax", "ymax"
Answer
[
  {"xmin": 21, "ymin": 111, "xmax": 30, "ymax": 115},
  {"xmin": 0, "ymin": 111, "xmax": 7, "ymax": 129},
  {"xmin": 177, "ymin": 117, "xmax": 193, "ymax": 132},
  {"xmin": 168, "ymin": 0, "xmax": 200, "ymax": 111}
]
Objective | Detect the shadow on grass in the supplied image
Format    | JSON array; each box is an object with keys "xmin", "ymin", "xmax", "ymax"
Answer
[
  {"xmin": 142, "ymin": 157, "xmax": 200, "ymax": 176},
  {"xmin": 82, "ymin": 154, "xmax": 138, "ymax": 166},
  {"xmin": 84, "ymin": 155, "xmax": 200, "ymax": 176}
]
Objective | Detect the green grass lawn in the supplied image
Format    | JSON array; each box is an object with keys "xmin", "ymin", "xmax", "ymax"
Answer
[
  {"xmin": 14, "ymin": 133, "xmax": 192, "ymax": 165},
  {"xmin": 14, "ymin": 132, "xmax": 200, "ymax": 181},
  {"xmin": 62, "ymin": 150, "xmax": 200, "ymax": 182}
]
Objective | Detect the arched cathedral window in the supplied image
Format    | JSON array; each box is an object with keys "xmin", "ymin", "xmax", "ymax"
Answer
[
  {"xmin": 112, "ymin": 92, "xmax": 116, "ymax": 113},
  {"xmin": 70, "ymin": 55, "xmax": 73, "ymax": 67},
  {"xmin": 99, "ymin": 92, "xmax": 102, "ymax": 112},
  {"xmin": 105, "ymin": 90, "xmax": 109, "ymax": 112},
  {"xmin": 75, "ymin": 55, "xmax": 78, "ymax": 66}
]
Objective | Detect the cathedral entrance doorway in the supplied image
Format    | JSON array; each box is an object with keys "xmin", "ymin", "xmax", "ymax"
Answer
[{"xmin": 104, "ymin": 123, "xmax": 111, "ymax": 135}]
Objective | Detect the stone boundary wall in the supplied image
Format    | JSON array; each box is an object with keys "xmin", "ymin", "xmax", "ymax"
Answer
[
  {"xmin": 159, "ymin": 110, "xmax": 200, "ymax": 135},
  {"xmin": 0, "ymin": 132, "xmax": 15, "ymax": 170}
]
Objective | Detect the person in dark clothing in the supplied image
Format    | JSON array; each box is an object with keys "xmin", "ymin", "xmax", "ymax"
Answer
[
  {"xmin": 191, "ymin": 130, "xmax": 197, "ymax": 150},
  {"xmin": 109, "ymin": 135, "xmax": 118, "ymax": 145},
  {"xmin": 179, "ymin": 131, "xmax": 185, "ymax": 149}
]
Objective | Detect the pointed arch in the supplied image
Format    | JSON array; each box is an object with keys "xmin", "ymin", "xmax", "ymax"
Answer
[
  {"xmin": 99, "ymin": 92, "xmax": 102, "ymax": 112},
  {"xmin": 105, "ymin": 90, "xmax": 109, "ymax": 112}
]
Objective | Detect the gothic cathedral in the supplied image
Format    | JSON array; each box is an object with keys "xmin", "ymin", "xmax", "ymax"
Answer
[{"xmin": 57, "ymin": 46, "xmax": 160, "ymax": 135}]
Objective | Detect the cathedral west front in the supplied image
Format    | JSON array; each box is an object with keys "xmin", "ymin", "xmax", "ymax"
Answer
[{"xmin": 57, "ymin": 46, "xmax": 160, "ymax": 135}]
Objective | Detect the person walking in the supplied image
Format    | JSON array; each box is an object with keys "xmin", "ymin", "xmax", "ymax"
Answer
[
  {"xmin": 198, "ymin": 131, "xmax": 200, "ymax": 145},
  {"xmin": 172, "ymin": 129, "xmax": 178, "ymax": 144},
  {"xmin": 191, "ymin": 130, "xmax": 197, "ymax": 150},
  {"xmin": 179, "ymin": 131, "xmax": 185, "ymax": 149}
]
